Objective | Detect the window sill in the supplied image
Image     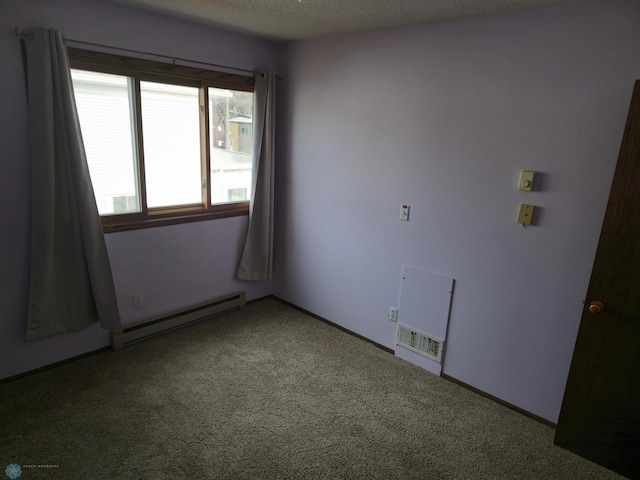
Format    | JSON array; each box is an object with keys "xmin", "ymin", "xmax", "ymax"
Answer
[{"xmin": 102, "ymin": 203, "xmax": 249, "ymax": 233}]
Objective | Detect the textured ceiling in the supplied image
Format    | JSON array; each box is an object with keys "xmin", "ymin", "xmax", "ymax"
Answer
[{"xmin": 105, "ymin": 0, "xmax": 586, "ymax": 41}]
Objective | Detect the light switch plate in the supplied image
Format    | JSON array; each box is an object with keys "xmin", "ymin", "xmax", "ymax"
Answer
[
  {"xmin": 518, "ymin": 204, "xmax": 535, "ymax": 225},
  {"xmin": 519, "ymin": 171, "xmax": 535, "ymax": 191}
]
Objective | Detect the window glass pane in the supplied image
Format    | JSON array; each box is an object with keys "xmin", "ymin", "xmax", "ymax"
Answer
[
  {"xmin": 209, "ymin": 88, "xmax": 253, "ymax": 205},
  {"xmin": 71, "ymin": 70, "xmax": 140, "ymax": 215},
  {"xmin": 141, "ymin": 81, "xmax": 201, "ymax": 208}
]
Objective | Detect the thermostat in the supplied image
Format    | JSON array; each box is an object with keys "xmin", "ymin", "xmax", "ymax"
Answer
[{"xmin": 519, "ymin": 171, "xmax": 535, "ymax": 191}]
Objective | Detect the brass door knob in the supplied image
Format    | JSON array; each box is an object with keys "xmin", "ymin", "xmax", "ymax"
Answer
[{"xmin": 589, "ymin": 301, "xmax": 605, "ymax": 314}]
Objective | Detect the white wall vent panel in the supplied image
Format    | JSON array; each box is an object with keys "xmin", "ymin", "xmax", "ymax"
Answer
[
  {"xmin": 395, "ymin": 265, "xmax": 454, "ymax": 375},
  {"xmin": 397, "ymin": 323, "xmax": 444, "ymax": 363}
]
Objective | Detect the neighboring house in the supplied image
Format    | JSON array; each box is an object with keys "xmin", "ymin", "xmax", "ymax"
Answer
[
  {"xmin": 229, "ymin": 116, "xmax": 253, "ymax": 154},
  {"xmin": 210, "ymin": 147, "xmax": 252, "ymax": 204}
]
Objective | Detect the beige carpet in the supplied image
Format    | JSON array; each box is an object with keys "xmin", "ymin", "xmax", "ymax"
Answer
[{"xmin": 0, "ymin": 298, "xmax": 625, "ymax": 479}]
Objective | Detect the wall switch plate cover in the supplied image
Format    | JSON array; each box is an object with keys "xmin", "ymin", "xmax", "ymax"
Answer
[{"xmin": 518, "ymin": 204, "xmax": 535, "ymax": 225}]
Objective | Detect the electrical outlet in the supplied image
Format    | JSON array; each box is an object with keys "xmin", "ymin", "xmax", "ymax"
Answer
[
  {"xmin": 389, "ymin": 306, "xmax": 398, "ymax": 322},
  {"xmin": 133, "ymin": 293, "xmax": 144, "ymax": 308}
]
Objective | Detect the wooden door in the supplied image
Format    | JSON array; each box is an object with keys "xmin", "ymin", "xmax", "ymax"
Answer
[{"xmin": 554, "ymin": 80, "xmax": 640, "ymax": 479}]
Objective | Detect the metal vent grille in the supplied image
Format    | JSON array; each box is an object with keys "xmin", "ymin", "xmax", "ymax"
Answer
[{"xmin": 397, "ymin": 323, "xmax": 444, "ymax": 363}]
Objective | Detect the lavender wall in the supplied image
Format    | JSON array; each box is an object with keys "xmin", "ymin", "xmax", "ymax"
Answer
[
  {"xmin": 0, "ymin": 0, "xmax": 276, "ymax": 379},
  {"xmin": 3, "ymin": 0, "xmax": 640, "ymax": 424},
  {"xmin": 274, "ymin": 0, "xmax": 640, "ymax": 422}
]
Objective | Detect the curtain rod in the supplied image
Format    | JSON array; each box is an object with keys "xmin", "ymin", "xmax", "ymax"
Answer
[{"xmin": 14, "ymin": 28, "xmax": 259, "ymax": 76}]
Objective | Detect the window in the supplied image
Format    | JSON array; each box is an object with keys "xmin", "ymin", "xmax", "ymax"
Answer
[{"xmin": 69, "ymin": 48, "xmax": 255, "ymax": 232}]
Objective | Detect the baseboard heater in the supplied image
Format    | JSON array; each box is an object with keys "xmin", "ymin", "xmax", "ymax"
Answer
[{"xmin": 110, "ymin": 291, "xmax": 246, "ymax": 351}]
